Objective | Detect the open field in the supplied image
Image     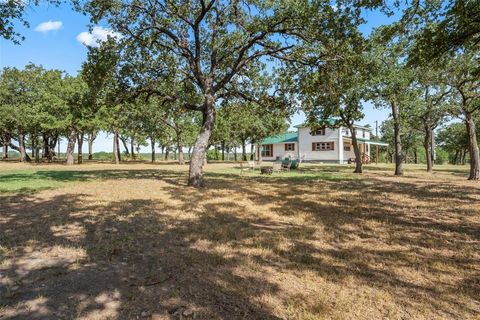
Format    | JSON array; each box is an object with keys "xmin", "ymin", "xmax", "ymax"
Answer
[{"xmin": 0, "ymin": 162, "xmax": 479, "ymax": 319}]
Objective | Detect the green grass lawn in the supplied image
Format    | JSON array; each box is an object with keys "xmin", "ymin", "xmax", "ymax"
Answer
[{"xmin": 0, "ymin": 162, "xmax": 364, "ymax": 195}]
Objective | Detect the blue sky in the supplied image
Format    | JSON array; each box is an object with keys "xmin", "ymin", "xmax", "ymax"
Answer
[{"xmin": 0, "ymin": 3, "xmax": 397, "ymax": 153}]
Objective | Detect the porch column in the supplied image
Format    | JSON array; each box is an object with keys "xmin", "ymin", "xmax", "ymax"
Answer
[{"xmin": 338, "ymin": 127, "xmax": 344, "ymax": 164}]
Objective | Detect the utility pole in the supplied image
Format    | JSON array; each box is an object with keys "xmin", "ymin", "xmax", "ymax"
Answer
[{"xmin": 375, "ymin": 120, "xmax": 378, "ymax": 139}]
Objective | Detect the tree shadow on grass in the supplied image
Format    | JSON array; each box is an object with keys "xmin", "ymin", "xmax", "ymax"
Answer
[
  {"xmin": 0, "ymin": 167, "xmax": 479, "ymax": 318},
  {"xmin": 0, "ymin": 193, "xmax": 284, "ymax": 319},
  {"xmin": 190, "ymin": 174, "xmax": 480, "ymax": 317}
]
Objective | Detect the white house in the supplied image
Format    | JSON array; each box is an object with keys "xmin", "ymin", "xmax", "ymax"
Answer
[
  {"xmin": 259, "ymin": 123, "xmax": 388, "ymax": 163},
  {"xmin": 259, "ymin": 132, "xmax": 298, "ymax": 161}
]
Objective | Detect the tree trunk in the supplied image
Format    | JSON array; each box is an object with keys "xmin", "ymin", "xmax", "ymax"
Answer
[
  {"xmin": 120, "ymin": 136, "xmax": 129, "ymax": 156},
  {"xmin": 34, "ymin": 137, "xmax": 40, "ymax": 163},
  {"xmin": 2, "ymin": 143, "xmax": 7, "ymax": 159},
  {"xmin": 77, "ymin": 133, "xmax": 84, "ymax": 164},
  {"xmin": 465, "ymin": 111, "xmax": 480, "ymax": 180},
  {"xmin": 35, "ymin": 146, "xmax": 40, "ymax": 163},
  {"xmin": 221, "ymin": 142, "xmax": 225, "ymax": 161},
  {"xmin": 31, "ymin": 135, "xmax": 40, "ymax": 163},
  {"xmin": 113, "ymin": 131, "xmax": 120, "ymax": 164},
  {"xmin": 48, "ymin": 135, "xmax": 57, "ymax": 160},
  {"xmin": 57, "ymin": 137, "xmax": 61, "ymax": 160},
  {"xmin": 165, "ymin": 148, "xmax": 169, "ymax": 160},
  {"xmin": 88, "ymin": 132, "xmax": 96, "ymax": 160},
  {"xmin": 42, "ymin": 134, "xmax": 49, "ymax": 159},
  {"xmin": 178, "ymin": 145, "xmax": 185, "ymax": 165},
  {"xmin": 250, "ymin": 143, "xmax": 255, "ymax": 160},
  {"xmin": 349, "ymin": 125, "xmax": 363, "ymax": 173},
  {"xmin": 234, "ymin": 147, "xmax": 237, "ymax": 161},
  {"xmin": 18, "ymin": 133, "xmax": 30, "ymax": 162},
  {"xmin": 391, "ymin": 100, "xmax": 403, "ymax": 175},
  {"xmin": 66, "ymin": 130, "xmax": 76, "ymax": 165},
  {"xmin": 151, "ymin": 137, "xmax": 156, "ymax": 162},
  {"xmin": 116, "ymin": 133, "xmax": 122, "ymax": 163},
  {"xmin": 188, "ymin": 98, "xmax": 216, "ymax": 187},
  {"xmin": 130, "ymin": 138, "xmax": 135, "ymax": 159},
  {"xmin": 241, "ymin": 141, "xmax": 247, "ymax": 161},
  {"xmin": 424, "ymin": 127, "xmax": 433, "ymax": 172},
  {"xmin": 257, "ymin": 143, "xmax": 262, "ymax": 163}
]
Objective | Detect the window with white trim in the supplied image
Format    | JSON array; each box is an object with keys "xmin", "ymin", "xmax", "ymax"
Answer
[
  {"xmin": 312, "ymin": 142, "xmax": 334, "ymax": 151},
  {"xmin": 261, "ymin": 144, "xmax": 273, "ymax": 157},
  {"xmin": 312, "ymin": 127, "xmax": 326, "ymax": 135}
]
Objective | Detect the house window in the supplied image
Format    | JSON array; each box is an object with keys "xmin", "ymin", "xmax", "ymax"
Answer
[
  {"xmin": 344, "ymin": 143, "xmax": 351, "ymax": 151},
  {"xmin": 261, "ymin": 144, "xmax": 273, "ymax": 157},
  {"xmin": 312, "ymin": 142, "xmax": 334, "ymax": 151},
  {"xmin": 312, "ymin": 127, "xmax": 326, "ymax": 135},
  {"xmin": 285, "ymin": 143, "xmax": 295, "ymax": 151},
  {"xmin": 362, "ymin": 129, "xmax": 366, "ymax": 138}
]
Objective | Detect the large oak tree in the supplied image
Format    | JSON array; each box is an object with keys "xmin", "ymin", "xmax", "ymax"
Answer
[{"xmin": 74, "ymin": 0, "xmax": 354, "ymax": 187}]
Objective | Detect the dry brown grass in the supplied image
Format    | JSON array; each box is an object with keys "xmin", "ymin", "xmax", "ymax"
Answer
[{"xmin": 0, "ymin": 161, "xmax": 479, "ymax": 319}]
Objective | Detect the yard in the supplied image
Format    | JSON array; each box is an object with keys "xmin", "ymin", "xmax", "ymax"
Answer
[{"xmin": 0, "ymin": 162, "xmax": 479, "ymax": 319}]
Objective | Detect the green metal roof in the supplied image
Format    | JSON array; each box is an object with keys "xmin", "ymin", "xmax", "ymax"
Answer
[
  {"xmin": 261, "ymin": 132, "xmax": 298, "ymax": 144},
  {"xmin": 344, "ymin": 137, "xmax": 389, "ymax": 146},
  {"xmin": 294, "ymin": 119, "xmax": 372, "ymax": 131},
  {"xmin": 294, "ymin": 118, "xmax": 338, "ymax": 128}
]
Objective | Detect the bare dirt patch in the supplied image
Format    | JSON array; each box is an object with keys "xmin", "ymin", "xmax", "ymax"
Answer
[{"xmin": 0, "ymin": 162, "xmax": 479, "ymax": 319}]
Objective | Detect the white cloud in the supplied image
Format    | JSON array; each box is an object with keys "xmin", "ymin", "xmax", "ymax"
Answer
[
  {"xmin": 34, "ymin": 20, "xmax": 63, "ymax": 33},
  {"xmin": 76, "ymin": 26, "xmax": 121, "ymax": 47}
]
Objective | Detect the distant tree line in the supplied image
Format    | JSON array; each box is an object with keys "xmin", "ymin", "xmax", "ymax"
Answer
[{"xmin": 0, "ymin": 61, "xmax": 289, "ymax": 165}]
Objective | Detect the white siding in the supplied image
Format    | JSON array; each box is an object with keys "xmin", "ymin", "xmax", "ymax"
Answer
[
  {"xmin": 343, "ymin": 141, "xmax": 355, "ymax": 162},
  {"xmin": 262, "ymin": 124, "xmax": 372, "ymax": 163},
  {"xmin": 298, "ymin": 127, "xmax": 340, "ymax": 162},
  {"xmin": 342, "ymin": 126, "xmax": 371, "ymax": 140},
  {"xmin": 342, "ymin": 141, "xmax": 370, "ymax": 162},
  {"xmin": 357, "ymin": 128, "xmax": 371, "ymax": 140},
  {"xmin": 261, "ymin": 143, "xmax": 297, "ymax": 161}
]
